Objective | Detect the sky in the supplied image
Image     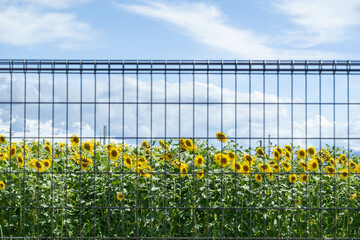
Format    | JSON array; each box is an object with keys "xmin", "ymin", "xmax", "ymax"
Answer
[
  {"xmin": 1, "ymin": 0, "xmax": 360, "ymax": 59},
  {"xmin": 1, "ymin": 0, "xmax": 360, "ymax": 151}
]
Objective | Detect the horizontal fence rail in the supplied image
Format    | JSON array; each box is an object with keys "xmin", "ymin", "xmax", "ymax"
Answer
[{"xmin": 0, "ymin": 59, "xmax": 359, "ymax": 239}]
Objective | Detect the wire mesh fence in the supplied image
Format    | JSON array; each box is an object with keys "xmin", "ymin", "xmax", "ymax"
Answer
[{"xmin": 0, "ymin": 59, "xmax": 360, "ymax": 239}]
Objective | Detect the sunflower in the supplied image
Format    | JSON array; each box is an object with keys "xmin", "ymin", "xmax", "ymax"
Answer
[
  {"xmin": 179, "ymin": 138, "xmax": 188, "ymax": 151},
  {"xmin": 227, "ymin": 151, "xmax": 237, "ymax": 162},
  {"xmin": 350, "ymin": 191, "xmax": 357, "ymax": 200},
  {"xmin": 29, "ymin": 159, "xmax": 46, "ymax": 172},
  {"xmin": 298, "ymin": 160, "xmax": 308, "ymax": 170},
  {"xmin": 172, "ymin": 159, "xmax": 181, "ymax": 169},
  {"xmin": 116, "ymin": 193, "xmax": 124, "ymax": 201},
  {"xmin": 340, "ymin": 169, "xmax": 350, "ymax": 180},
  {"xmin": 184, "ymin": 139, "xmax": 194, "ymax": 150},
  {"xmin": 216, "ymin": 132, "xmax": 227, "ymax": 143},
  {"xmin": 272, "ymin": 151, "xmax": 280, "ymax": 161},
  {"xmin": 269, "ymin": 160, "xmax": 277, "ymax": 165},
  {"xmin": 267, "ymin": 171, "xmax": 274, "ymax": 181},
  {"xmin": 308, "ymin": 159, "xmax": 319, "ymax": 171},
  {"xmin": 16, "ymin": 154, "xmax": 24, "ymax": 168},
  {"xmin": 0, "ymin": 135, "xmax": 6, "ymax": 144},
  {"xmin": 256, "ymin": 147, "xmax": 265, "ymax": 156},
  {"xmin": 138, "ymin": 168, "xmax": 151, "ymax": 178},
  {"xmin": 348, "ymin": 161, "xmax": 357, "ymax": 172},
  {"xmin": 81, "ymin": 141, "xmax": 93, "ymax": 153},
  {"xmin": 295, "ymin": 198, "xmax": 301, "ymax": 205},
  {"xmin": 339, "ymin": 154, "xmax": 347, "ymax": 161},
  {"xmin": 214, "ymin": 153, "xmax": 230, "ymax": 168},
  {"xmin": 284, "ymin": 151, "xmax": 291, "ymax": 161},
  {"xmin": 241, "ymin": 163, "xmax": 251, "ymax": 176},
  {"xmin": 180, "ymin": 165, "xmax": 188, "ymax": 177},
  {"xmin": 0, "ymin": 181, "xmax": 5, "ymax": 190},
  {"xmin": 307, "ymin": 147, "xmax": 316, "ymax": 158},
  {"xmin": 108, "ymin": 147, "xmax": 120, "ymax": 161},
  {"xmin": 274, "ymin": 146, "xmax": 283, "ymax": 156},
  {"xmin": 284, "ymin": 145, "xmax": 293, "ymax": 154},
  {"xmin": 242, "ymin": 154, "xmax": 254, "ymax": 165},
  {"xmin": 123, "ymin": 154, "xmax": 133, "ymax": 169},
  {"xmin": 42, "ymin": 159, "xmax": 51, "ymax": 169},
  {"xmin": 325, "ymin": 166, "xmax": 336, "ymax": 177},
  {"xmin": 254, "ymin": 174, "xmax": 263, "ymax": 183},
  {"xmin": 44, "ymin": 144, "xmax": 52, "ymax": 154},
  {"xmin": 271, "ymin": 164, "xmax": 280, "ymax": 173},
  {"xmin": 315, "ymin": 156, "xmax": 324, "ymax": 164},
  {"xmin": 194, "ymin": 155, "xmax": 205, "ymax": 167},
  {"xmin": 141, "ymin": 141, "xmax": 150, "ymax": 148},
  {"xmin": 232, "ymin": 161, "xmax": 242, "ymax": 173},
  {"xmin": 299, "ymin": 173, "xmax": 308, "ymax": 183},
  {"xmin": 80, "ymin": 161, "xmax": 90, "ymax": 170},
  {"xmin": 289, "ymin": 174, "xmax": 297, "ymax": 183},
  {"xmin": 0, "ymin": 151, "xmax": 6, "ymax": 161},
  {"xmin": 258, "ymin": 163, "xmax": 271, "ymax": 173},
  {"xmin": 70, "ymin": 134, "xmax": 80, "ymax": 147},
  {"xmin": 8, "ymin": 145, "xmax": 16, "ymax": 158},
  {"xmin": 160, "ymin": 140, "xmax": 170, "ymax": 150},
  {"xmin": 196, "ymin": 170, "xmax": 204, "ymax": 179},
  {"xmin": 78, "ymin": 155, "xmax": 93, "ymax": 166},
  {"xmin": 297, "ymin": 149, "xmax": 307, "ymax": 160},
  {"xmin": 281, "ymin": 161, "xmax": 292, "ymax": 172},
  {"xmin": 328, "ymin": 158, "xmax": 336, "ymax": 166},
  {"xmin": 137, "ymin": 156, "xmax": 147, "ymax": 166},
  {"xmin": 165, "ymin": 152, "xmax": 173, "ymax": 161}
]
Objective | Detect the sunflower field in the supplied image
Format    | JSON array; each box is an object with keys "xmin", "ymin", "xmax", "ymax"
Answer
[{"xmin": 0, "ymin": 132, "xmax": 359, "ymax": 238}]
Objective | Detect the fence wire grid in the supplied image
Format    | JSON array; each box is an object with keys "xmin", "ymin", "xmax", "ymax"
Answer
[{"xmin": 0, "ymin": 59, "xmax": 360, "ymax": 239}]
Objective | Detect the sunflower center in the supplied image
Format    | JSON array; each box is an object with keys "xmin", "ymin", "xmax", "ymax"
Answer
[
  {"xmin": 221, "ymin": 158, "xmax": 227, "ymax": 164},
  {"xmin": 246, "ymin": 156, "xmax": 251, "ymax": 161},
  {"xmin": 0, "ymin": 137, "xmax": 5, "ymax": 142},
  {"xmin": 257, "ymin": 175, "xmax": 261, "ymax": 180},
  {"xmin": 312, "ymin": 163, "xmax": 317, "ymax": 168},
  {"xmin": 243, "ymin": 165, "xmax": 249, "ymax": 171},
  {"xmin": 126, "ymin": 159, "xmax": 131, "ymax": 164},
  {"xmin": 111, "ymin": 150, "xmax": 117, "ymax": 157},
  {"xmin": 328, "ymin": 168, "xmax": 334, "ymax": 173},
  {"xmin": 36, "ymin": 162, "xmax": 42, "ymax": 169},
  {"xmin": 84, "ymin": 143, "xmax": 90, "ymax": 150},
  {"xmin": 198, "ymin": 158, "xmax": 202, "ymax": 163},
  {"xmin": 291, "ymin": 177, "xmax": 296, "ymax": 181},
  {"xmin": 235, "ymin": 163, "xmax": 241, "ymax": 170}
]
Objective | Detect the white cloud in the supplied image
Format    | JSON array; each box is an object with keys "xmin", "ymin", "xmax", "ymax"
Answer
[
  {"xmin": 0, "ymin": 1, "xmax": 97, "ymax": 48},
  {"xmin": 118, "ymin": 1, "xmax": 340, "ymax": 59},
  {"xmin": 273, "ymin": 0, "xmax": 360, "ymax": 47},
  {"xmin": 119, "ymin": 1, "xmax": 276, "ymax": 59}
]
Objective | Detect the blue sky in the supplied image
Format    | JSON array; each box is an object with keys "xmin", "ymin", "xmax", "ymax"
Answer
[
  {"xmin": 1, "ymin": 0, "xmax": 360, "ymax": 59},
  {"xmin": 1, "ymin": 0, "xmax": 360, "ymax": 151}
]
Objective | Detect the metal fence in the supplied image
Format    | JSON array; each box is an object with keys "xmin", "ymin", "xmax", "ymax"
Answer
[{"xmin": 0, "ymin": 59, "xmax": 360, "ymax": 239}]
